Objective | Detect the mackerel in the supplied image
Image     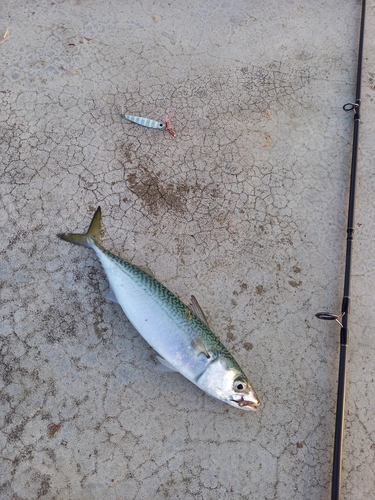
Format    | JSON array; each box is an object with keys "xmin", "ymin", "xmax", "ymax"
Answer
[{"xmin": 58, "ymin": 207, "xmax": 260, "ymax": 411}]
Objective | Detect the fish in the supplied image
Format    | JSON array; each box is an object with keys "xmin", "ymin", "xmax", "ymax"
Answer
[{"xmin": 58, "ymin": 207, "xmax": 260, "ymax": 411}]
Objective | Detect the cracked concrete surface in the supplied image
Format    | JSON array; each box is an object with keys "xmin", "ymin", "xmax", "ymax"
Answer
[{"xmin": 1, "ymin": 0, "xmax": 375, "ymax": 498}]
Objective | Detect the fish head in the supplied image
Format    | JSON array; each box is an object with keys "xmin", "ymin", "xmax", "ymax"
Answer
[
  {"xmin": 197, "ymin": 356, "xmax": 260, "ymax": 411},
  {"xmin": 229, "ymin": 373, "xmax": 260, "ymax": 411}
]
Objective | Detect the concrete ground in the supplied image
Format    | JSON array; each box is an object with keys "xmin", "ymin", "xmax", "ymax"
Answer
[{"xmin": 1, "ymin": 1, "xmax": 374, "ymax": 499}]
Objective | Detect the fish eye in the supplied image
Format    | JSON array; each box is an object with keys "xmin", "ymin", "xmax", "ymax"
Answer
[
  {"xmin": 159, "ymin": 123, "xmax": 163, "ymax": 127},
  {"xmin": 234, "ymin": 378, "xmax": 247, "ymax": 392}
]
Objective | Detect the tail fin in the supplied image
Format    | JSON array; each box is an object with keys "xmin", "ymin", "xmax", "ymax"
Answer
[{"xmin": 57, "ymin": 206, "xmax": 102, "ymax": 248}]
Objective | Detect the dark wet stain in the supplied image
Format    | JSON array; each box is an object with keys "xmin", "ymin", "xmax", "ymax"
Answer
[
  {"xmin": 48, "ymin": 423, "xmax": 62, "ymax": 437},
  {"xmin": 243, "ymin": 342, "xmax": 253, "ymax": 351},
  {"xmin": 233, "ymin": 282, "xmax": 249, "ymax": 297},
  {"xmin": 124, "ymin": 150, "xmax": 133, "ymax": 164},
  {"xmin": 227, "ymin": 332, "xmax": 235, "ymax": 341},
  {"xmin": 226, "ymin": 320, "xmax": 235, "ymax": 341},
  {"xmin": 37, "ymin": 474, "xmax": 51, "ymax": 497},
  {"xmin": 126, "ymin": 166, "xmax": 192, "ymax": 214},
  {"xmin": 369, "ymin": 73, "xmax": 375, "ymax": 91},
  {"xmin": 288, "ymin": 280, "xmax": 302, "ymax": 288},
  {"xmin": 256, "ymin": 285, "xmax": 265, "ymax": 295},
  {"xmin": 8, "ymin": 421, "xmax": 27, "ymax": 443}
]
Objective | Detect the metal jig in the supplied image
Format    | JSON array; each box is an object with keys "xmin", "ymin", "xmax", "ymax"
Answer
[{"xmin": 120, "ymin": 105, "xmax": 176, "ymax": 137}]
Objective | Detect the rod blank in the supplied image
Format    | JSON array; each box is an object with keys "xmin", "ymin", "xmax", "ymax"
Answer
[{"xmin": 331, "ymin": 1, "xmax": 366, "ymax": 499}]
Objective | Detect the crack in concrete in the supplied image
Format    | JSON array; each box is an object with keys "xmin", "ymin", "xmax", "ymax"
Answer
[{"xmin": 1, "ymin": 0, "xmax": 374, "ymax": 499}]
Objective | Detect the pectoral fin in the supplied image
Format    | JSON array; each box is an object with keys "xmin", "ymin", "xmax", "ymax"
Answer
[
  {"xmin": 191, "ymin": 338, "xmax": 211, "ymax": 359},
  {"xmin": 189, "ymin": 295, "xmax": 210, "ymax": 328},
  {"xmin": 106, "ymin": 287, "xmax": 119, "ymax": 303},
  {"xmin": 155, "ymin": 356, "xmax": 178, "ymax": 372}
]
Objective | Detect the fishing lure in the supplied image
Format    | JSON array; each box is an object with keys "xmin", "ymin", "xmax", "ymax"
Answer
[{"xmin": 122, "ymin": 109, "xmax": 176, "ymax": 137}]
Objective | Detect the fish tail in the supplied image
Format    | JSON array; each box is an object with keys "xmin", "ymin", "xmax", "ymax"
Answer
[{"xmin": 57, "ymin": 206, "xmax": 102, "ymax": 248}]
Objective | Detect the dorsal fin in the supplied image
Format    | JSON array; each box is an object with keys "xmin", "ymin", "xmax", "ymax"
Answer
[
  {"xmin": 189, "ymin": 295, "xmax": 210, "ymax": 328},
  {"xmin": 137, "ymin": 265, "xmax": 155, "ymax": 278}
]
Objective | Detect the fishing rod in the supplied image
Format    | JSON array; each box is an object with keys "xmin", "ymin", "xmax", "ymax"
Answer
[{"xmin": 316, "ymin": 1, "xmax": 366, "ymax": 499}]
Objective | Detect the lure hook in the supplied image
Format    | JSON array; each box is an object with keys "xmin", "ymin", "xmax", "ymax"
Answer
[{"xmin": 165, "ymin": 109, "xmax": 176, "ymax": 137}]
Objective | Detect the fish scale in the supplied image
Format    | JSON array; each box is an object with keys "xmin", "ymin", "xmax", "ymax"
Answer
[{"xmin": 100, "ymin": 242, "xmax": 244, "ymax": 372}]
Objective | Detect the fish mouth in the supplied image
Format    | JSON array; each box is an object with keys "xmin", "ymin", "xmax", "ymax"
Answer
[{"xmin": 233, "ymin": 397, "xmax": 260, "ymax": 411}]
